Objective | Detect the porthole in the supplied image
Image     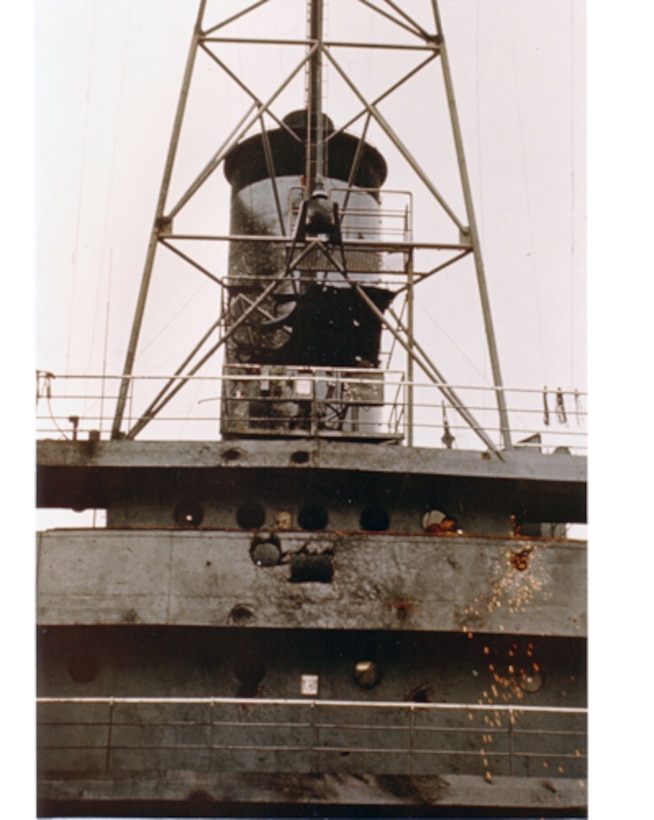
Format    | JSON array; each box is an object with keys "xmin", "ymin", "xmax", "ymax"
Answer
[
  {"xmin": 406, "ymin": 683, "xmax": 432, "ymax": 703},
  {"xmin": 236, "ymin": 501, "xmax": 266, "ymax": 529},
  {"xmin": 234, "ymin": 655, "xmax": 266, "ymax": 698},
  {"xmin": 173, "ymin": 501, "xmax": 204, "ymax": 528},
  {"xmin": 290, "ymin": 552, "xmax": 333, "ymax": 583},
  {"xmin": 422, "ymin": 509, "xmax": 446, "ymax": 531},
  {"xmin": 72, "ymin": 495, "xmax": 90, "ymax": 513},
  {"xmin": 68, "ymin": 654, "xmax": 100, "ymax": 684},
  {"xmin": 250, "ymin": 534, "xmax": 282, "ymax": 567},
  {"xmin": 228, "ymin": 604, "xmax": 255, "ymax": 625},
  {"xmin": 354, "ymin": 660, "xmax": 381, "ymax": 689},
  {"xmin": 222, "ymin": 447, "xmax": 242, "ymax": 462},
  {"xmin": 360, "ymin": 504, "xmax": 390, "ymax": 531},
  {"xmin": 518, "ymin": 666, "xmax": 544, "ymax": 693},
  {"xmin": 298, "ymin": 503, "xmax": 328, "ymax": 530},
  {"xmin": 422, "ymin": 508, "xmax": 457, "ymax": 533}
]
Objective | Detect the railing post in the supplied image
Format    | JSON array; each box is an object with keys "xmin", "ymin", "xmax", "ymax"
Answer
[
  {"xmin": 105, "ymin": 698, "xmax": 115, "ymax": 773},
  {"xmin": 309, "ymin": 368, "xmax": 318, "ymax": 438},
  {"xmin": 508, "ymin": 707, "xmax": 514, "ymax": 777},
  {"xmin": 209, "ymin": 698, "xmax": 215, "ymax": 772},
  {"xmin": 310, "ymin": 701, "xmax": 319, "ymax": 774},
  {"xmin": 409, "ymin": 702, "xmax": 415, "ymax": 777}
]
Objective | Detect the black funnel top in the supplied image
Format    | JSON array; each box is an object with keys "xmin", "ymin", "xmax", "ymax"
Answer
[{"xmin": 224, "ymin": 110, "xmax": 387, "ymax": 196}]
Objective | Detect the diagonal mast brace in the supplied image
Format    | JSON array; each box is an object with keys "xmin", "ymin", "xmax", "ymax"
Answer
[{"xmin": 111, "ymin": 0, "xmax": 208, "ymax": 439}]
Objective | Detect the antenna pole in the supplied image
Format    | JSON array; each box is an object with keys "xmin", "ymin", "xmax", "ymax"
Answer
[
  {"xmin": 305, "ymin": 0, "xmax": 324, "ymax": 194},
  {"xmin": 404, "ymin": 209, "xmax": 414, "ymax": 447},
  {"xmin": 431, "ymin": 0, "xmax": 513, "ymax": 450}
]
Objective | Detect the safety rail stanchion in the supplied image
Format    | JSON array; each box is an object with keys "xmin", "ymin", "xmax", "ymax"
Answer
[
  {"xmin": 311, "ymin": 701, "xmax": 319, "ymax": 775},
  {"xmin": 105, "ymin": 698, "xmax": 115, "ymax": 773},
  {"xmin": 37, "ymin": 698, "xmax": 587, "ymax": 778},
  {"xmin": 209, "ymin": 698, "xmax": 215, "ymax": 772},
  {"xmin": 35, "ymin": 373, "xmax": 587, "ymax": 452},
  {"xmin": 508, "ymin": 706, "xmax": 514, "ymax": 776},
  {"xmin": 409, "ymin": 702, "xmax": 415, "ymax": 777}
]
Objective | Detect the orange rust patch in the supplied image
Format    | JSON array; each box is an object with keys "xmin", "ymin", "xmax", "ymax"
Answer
[
  {"xmin": 510, "ymin": 549, "xmax": 531, "ymax": 571},
  {"xmin": 391, "ymin": 600, "xmax": 413, "ymax": 619}
]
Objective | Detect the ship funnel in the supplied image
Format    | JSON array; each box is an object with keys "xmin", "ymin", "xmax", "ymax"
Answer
[{"xmin": 221, "ymin": 111, "xmax": 396, "ymax": 440}]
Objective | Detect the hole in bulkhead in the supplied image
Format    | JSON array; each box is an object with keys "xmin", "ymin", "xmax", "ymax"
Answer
[
  {"xmin": 173, "ymin": 501, "xmax": 204, "ymax": 528},
  {"xmin": 354, "ymin": 660, "xmax": 382, "ymax": 689},
  {"xmin": 421, "ymin": 508, "xmax": 458, "ymax": 533},
  {"xmin": 422, "ymin": 509, "xmax": 446, "ymax": 531},
  {"xmin": 223, "ymin": 448, "xmax": 243, "ymax": 462},
  {"xmin": 234, "ymin": 655, "xmax": 266, "ymax": 698},
  {"xmin": 511, "ymin": 549, "xmax": 531, "ymax": 571},
  {"xmin": 68, "ymin": 654, "xmax": 100, "ymax": 684},
  {"xmin": 298, "ymin": 503, "xmax": 328, "ymax": 531},
  {"xmin": 290, "ymin": 450, "xmax": 310, "ymax": 465},
  {"xmin": 274, "ymin": 509, "xmax": 293, "ymax": 529},
  {"xmin": 72, "ymin": 494, "xmax": 91, "ymax": 513},
  {"xmin": 250, "ymin": 534, "xmax": 282, "ymax": 567},
  {"xmin": 187, "ymin": 790, "xmax": 217, "ymax": 806},
  {"xmin": 290, "ymin": 553, "xmax": 333, "ymax": 583},
  {"xmin": 236, "ymin": 501, "xmax": 266, "ymax": 529},
  {"xmin": 518, "ymin": 666, "xmax": 545, "ymax": 693},
  {"xmin": 228, "ymin": 604, "xmax": 255, "ymax": 625},
  {"xmin": 406, "ymin": 683, "xmax": 432, "ymax": 703},
  {"xmin": 360, "ymin": 504, "xmax": 390, "ymax": 531}
]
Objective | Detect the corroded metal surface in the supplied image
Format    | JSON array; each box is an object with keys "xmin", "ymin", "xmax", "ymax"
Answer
[
  {"xmin": 36, "ymin": 438, "xmax": 586, "ymax": 483},
  {"xmin": 37, "ymin": 529, "xmax": 586, "ymax": 636},
  {"xmin": 36, "ymin": 439, "xmax": 587, "ymax": 530},
  {"xmin": 37, "ymin": 772, "xmax": 588, "ymax": 816}
]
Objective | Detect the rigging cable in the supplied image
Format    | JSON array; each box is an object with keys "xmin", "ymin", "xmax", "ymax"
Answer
[
  {"xmin": 416, "ymin": 299, "xmax": 533, "ymax": 436},
  {"xmin": 569, "ymin": 0, "xmax": 578, "ymax": 388},
  {"xmin": 458, "ymin": 1, "xmax": 527, "ymax": 436},
  {"xmin": 86, "ymin": 2, "xmax": 134, "ymax": 383},
  {"xmin": 474, "ymin": 0, "xmax": 483, "ymax": 240},
  {"xmin": 36, "ymin": 371, "xmax": 69, "ymax": 440},
  {"xmin": 135, "ymin": 279, "xmax": 215, "ymax": 366},
  {"xmin": 66, "ymin": 1, "xmax": 99, "ymax": 376},
  {"xmin": 99, "ymin": 250, "xmax": 113, "ymax": 437},
  {"xmin": 506, "ymin": 2, "xmax": 547, "ymax": 386}
]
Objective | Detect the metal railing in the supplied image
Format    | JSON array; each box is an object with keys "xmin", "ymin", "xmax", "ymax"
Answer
[
  {"xmin": 35, "ymin": 370, "xmax": 587, "ymax": 453},
  {"xmin": 289, "ymin": 186, "xmax": 413, "ymax": 241},
  {"xmin": 37, "ymin": 696, "xmax": 587, "ymax": 779}
]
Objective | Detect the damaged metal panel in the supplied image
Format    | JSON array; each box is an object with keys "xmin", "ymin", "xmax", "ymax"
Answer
[{"xmin": 37, "ymin": 529, "xmax": 586, "ymax": 636}]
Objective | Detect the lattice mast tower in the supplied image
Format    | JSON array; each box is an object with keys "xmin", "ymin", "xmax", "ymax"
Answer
[{"xmin": 110, "ymin": 0, "xmax": 511, "ymax": 453}]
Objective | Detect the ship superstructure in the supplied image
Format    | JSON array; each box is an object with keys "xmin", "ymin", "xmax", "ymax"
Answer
[{"xmin": 36, "ymin": 1, "xmax": 587, "ymax": 817}]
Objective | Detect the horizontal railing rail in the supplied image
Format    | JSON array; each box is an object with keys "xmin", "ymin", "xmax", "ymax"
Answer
[
  {"xmin": 37, "ymin": 696, "xmax": 587, "ymax": 779},
  {"xmin": 35, "ymin": 371, "xmax": 586, "ymax": 453}
]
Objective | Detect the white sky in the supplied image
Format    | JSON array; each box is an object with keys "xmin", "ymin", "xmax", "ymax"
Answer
[{"xmin": 3, "ymin": 1, "xmax": 654, "ymax": 817}]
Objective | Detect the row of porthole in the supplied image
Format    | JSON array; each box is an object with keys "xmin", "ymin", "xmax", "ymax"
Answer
[
  {"xmin": 173, "ymin": 501, "xmax": 458, "ymax": 533},
  {"xmin": 66, "ymin": 654, "xmax": 544, "ymax": 696},
  {"xmin": 66, "ymin": 654, "xmax": 381, "ymax": 691},
  {"xmin": 173, "ymin": 500, "xmax": 392, "ymax": 531}
]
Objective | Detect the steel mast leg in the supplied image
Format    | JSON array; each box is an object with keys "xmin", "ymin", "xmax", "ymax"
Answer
[
  {"xmin": 111, "ymin": 0, "xmax": 208, "ymax": 439},
  {"xmin": 431, "ymin": 0, "xmax": 513, "ymax": 451}
]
